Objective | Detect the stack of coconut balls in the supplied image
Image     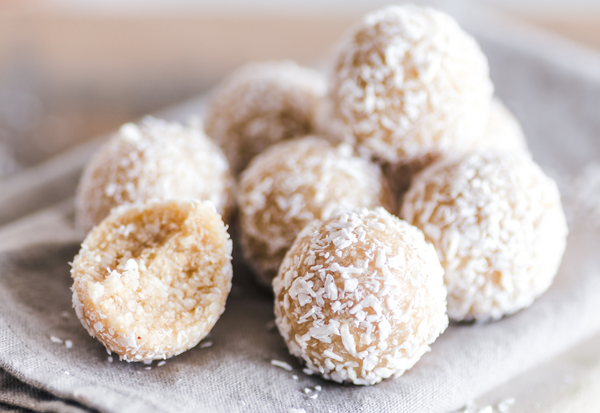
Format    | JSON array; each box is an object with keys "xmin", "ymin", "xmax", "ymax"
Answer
[{"xmin": 71, "ymin": 5, "xmax": 568, "ymax": 385}]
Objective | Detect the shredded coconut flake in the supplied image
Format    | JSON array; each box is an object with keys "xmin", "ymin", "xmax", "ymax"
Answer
[
  {"xmin": 401, "ymin": 151, "xmax": 567, "ymax": 321},
  {"xmin": 326, "ymin": 4, "xmax": 493, "ymax": 165},
  {"xmin": 75, "ymin": 117, "xmax": 233, "ymax": 234},
  {"xmin": 238, "ymin": 136, "xmax": 394, "ymax": 287},
  {"xmin": 271, "ymin": 360, "xmax": 293, "ymax": 371},
  {"xmin": 273, "ymin": 208, "xmax": 448, "ymax": 385},
  {"xmin": 205, "ymin": 60, "xmax": 326, "ymax": 174}
]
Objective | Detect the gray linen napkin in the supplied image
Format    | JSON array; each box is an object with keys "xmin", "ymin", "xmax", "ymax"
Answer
[{"xmin": 1, "ymin": 8, "xmax": 600, "ymax": 413}]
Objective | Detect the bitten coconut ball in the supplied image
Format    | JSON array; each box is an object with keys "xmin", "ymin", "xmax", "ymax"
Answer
[
  {"xmin": 205, "ymin": 60, "xmax": 326, "ymax": 174},
  {"xmin": 479, "ymin": 97, "xmax": 529, "ymax": 154},
  {"xmin": 71, "ymin": 200, "xmax": 233, "ymax": 362},
  {"xmin": 400, "ymin": 151, "xmax": 568, "ymax": 322},
  {"xmin": 75, "ymin": 117, "xmax": 233, "ymax": 234},
  {"xmin": 328, "ymin": 4, "xmax": 493, "ymax": 165},
  {"xmin": 273, "ymin": 208, "xmax": 448, "ymax": 385},
  {"xmin": 238, "ymin": 136, "xmax": 395, "ymax": 287}
]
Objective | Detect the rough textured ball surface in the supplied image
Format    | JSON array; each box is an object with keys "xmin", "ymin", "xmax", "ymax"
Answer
[
  {"xmin": 71, "ymin": 200, "xmax": 233, "ymax": 362},
  {"xmin": 328, "ymin": 4, "xmax": 493, "ymax": 165},
  {"xmin": 383, "ymin": 98, "xmax": 529, "ymax": 201},
  {"xmin": 75, "ymin": 117, "xmax": 233, "ymax": 234},
  {"xmin": 400, "ymin": 151, "xmax": 568, "ymax": 322},
  {"xmin": 238, "ymin": 136, "xmax": 395, "ymax": 288},
  {"xmin": 205, "ymin": 60, "xmax": 326, "ymax": 174},
  {"xmin": 273, "ymin": 208, "xmax": 448, "ymax": 385},
  {"xmin": 479, "ymin": 97, "xmax": 529, "ymax": 154}
]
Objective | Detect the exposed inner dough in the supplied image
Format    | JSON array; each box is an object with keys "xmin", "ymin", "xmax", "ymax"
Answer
[
  {"xmin": 273, "ymin": 208, "xmax": 448, "ymax": 385},
  {"xmin": 71, "ymin": 200, "xmax": 233, "ymax": 362}
]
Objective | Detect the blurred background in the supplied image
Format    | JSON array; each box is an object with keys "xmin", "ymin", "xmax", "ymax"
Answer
[{"xmin": 0, "ymin": 0, "xmax": 599, "ymax": 179}]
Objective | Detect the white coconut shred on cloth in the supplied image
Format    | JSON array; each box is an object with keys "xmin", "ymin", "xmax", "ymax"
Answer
[{"xmin": 1, "ymin": 8, "xmax": 600, "ymax": 413}]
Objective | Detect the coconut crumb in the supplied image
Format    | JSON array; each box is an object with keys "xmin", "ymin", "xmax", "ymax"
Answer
[
  {"xmin": 50, "ymin": 336, "xmax": 63, "ymax": 344},
  {"xmin": 452, "ymin": 398, "xmax": 515, "ymax": 413},
  {"xmin": 497, "ymin": 398, "xmax": 515, "ymax": 412},
  {"xmin": 65, "ymin": 340, "xmax": 73, "ymax": 349},
  {"xmin": 271, "ymin": 360, "xmax": 293, "ymax": 371},
  {"xmin": 157, "ymin": 361, "xmax": 166, "ymax": 367}
]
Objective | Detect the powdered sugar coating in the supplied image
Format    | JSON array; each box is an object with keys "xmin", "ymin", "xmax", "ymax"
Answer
[
  {"xmin": 71, "ymin": 200, "xmax": 233, "ymax": 362},
  {"xmin": 479, "ymin": 97, "xmax": 529, "ymax": 154},
  {"xmin": 238, "ymin": 136, "xmax": 395, "ymax": 288},
  {"xmin": 273, "ymin": 208, "xmax": 448, "ymax": 385},
  {"xmin": 75, "ymin": 117, "xmax": 233, "ymax": 234},
  {"xmin": 328, "ymin": 4, "xmax": 493, "ymax": 165},
  {"xmin": 400, "ymin": 151, "xmax": 568, "ymax": 321},
  {"xmin": 205, "ymin": 60, "xmax": 326, "ymax": 174}
]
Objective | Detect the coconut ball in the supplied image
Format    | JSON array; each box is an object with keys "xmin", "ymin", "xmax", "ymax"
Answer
[
  {"xmin": 384, "ymin": 98, "xmax": 529, "ymax": 201},
  {"xmin": 400, "ymin": 151, "xmax": 568, "ymax": 322},
  {"xmin": 204, "ymin": 60, "xmax": 326, "ymax": 174},
  {"xmin": 328, "ymin": 4, "xmax": 493, "ymax": 166},
  {"xmin": 75, "ymin": 117, "xmax": 233, "ymax": 234},
  {"xmin": 273, "ymin": 208, "xmax": 448, "ymax": 385},
  {"xmin": 479, "ymin": 97, "xmax": 529, "ymax": 154},
  {"xmin": 238, "ymin": 136, "xmax": 395, "ymax": 288},
  {"xmin": 71, "ymin": 199, "xmax": 233, "ymax": 362}
]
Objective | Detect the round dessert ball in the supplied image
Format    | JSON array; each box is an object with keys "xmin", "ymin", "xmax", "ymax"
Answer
[
  {"xmin": 328, "ymin": 4, "xmax": 493, "ymax": 166},
  {"xmin": 479, "ymin": 97, "xmax": 529, "ymax": 154},
  {"xmin": 273, "ymin": 208, "xmax": 448, "ymax": 385},
  {"xmin": 237, "ymin": 136, "xmax": 395, "ymax": 288},
  {"xmin": 71, "ymin": 199, "xmax": 233, "ymax": 362},
  {"xmin": 400, "ymin": 151, "xmax": 568, "ymax": 322},
  {"xmin": 383, "ymin": 98, "xmax": 529, "ymax": 201},
  {"xmin": 205, "ymin": 60, "xmax": 326, "ymax": 174},
  {"xmin": 75, "ymin": 117, "xmax": 233, "ymax": 234}
]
